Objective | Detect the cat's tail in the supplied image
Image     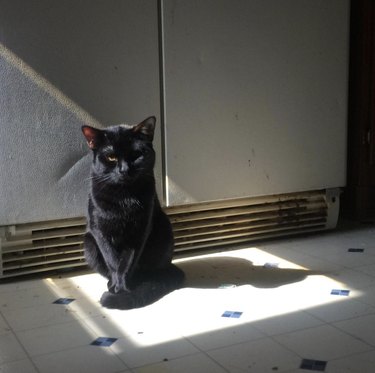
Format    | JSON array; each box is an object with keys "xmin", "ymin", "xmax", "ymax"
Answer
[{"xmin": 100, "ymin": 264, "xmax": 185, "ymax": 310}]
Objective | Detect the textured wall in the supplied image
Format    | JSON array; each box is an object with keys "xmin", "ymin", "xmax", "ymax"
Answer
[{"xmin": 0, "ymin": 0, "xmax": 161, "ymax": 225}]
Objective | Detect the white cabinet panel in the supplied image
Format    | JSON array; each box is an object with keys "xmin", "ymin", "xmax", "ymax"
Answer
[{"xmin": 163, "ymin": 0, "xmax": 349, "ymax": 205}]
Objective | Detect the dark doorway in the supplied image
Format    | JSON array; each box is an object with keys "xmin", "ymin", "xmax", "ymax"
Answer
[{"xmin": 344, "ymin": 0, "xmax": 375, "ymax": 220}]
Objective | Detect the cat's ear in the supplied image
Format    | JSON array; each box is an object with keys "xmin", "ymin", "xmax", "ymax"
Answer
[
  {"xmin": 81, "ymin": 126, "xmax": 103, "ymax": 150},
  {"xmin": 133, "ymin": 116, "xmax": 156, "ymax": 141}
]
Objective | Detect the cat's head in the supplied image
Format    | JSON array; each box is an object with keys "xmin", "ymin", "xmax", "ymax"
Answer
[{"xmin": 82, "ymin": 116, "xmax": 156, "ymax": 186}]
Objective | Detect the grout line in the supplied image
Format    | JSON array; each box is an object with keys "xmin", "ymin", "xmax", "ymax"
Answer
[
  {"xmin": 269, "ymin": 335, "xmax": 305, "ymax": 361},
  {"xmin": 329, "ymin": 318, "xmax": 375, "ymax": 349},
  {"xmin": 327, "ymin": 346, "xmax": 375, "ymax": 365},
  {"xmin": 183, "ymin": 336, "xmax": 232, "ymax": 372},
  {"xmin": 131, "ymin": 348, "xmax": 212, "ymax": 371},
  {"xmin": 0, "ymin": 311, "xmax": 41, "ymax": 373}
]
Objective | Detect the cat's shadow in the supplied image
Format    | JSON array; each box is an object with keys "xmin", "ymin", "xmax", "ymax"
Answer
[{"xmin": 176, "ymin": 256, "xmax": 315, "ymax": 289}]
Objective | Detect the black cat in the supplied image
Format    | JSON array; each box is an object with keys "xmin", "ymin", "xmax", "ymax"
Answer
[{"xmin": 81, "ymin": 116, "xmax": 184, "ymax": 309}]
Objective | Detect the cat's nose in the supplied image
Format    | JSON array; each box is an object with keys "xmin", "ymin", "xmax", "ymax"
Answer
[{"xmin": 119, "ymin": 162, "xmax": 128, "ymax": 174}]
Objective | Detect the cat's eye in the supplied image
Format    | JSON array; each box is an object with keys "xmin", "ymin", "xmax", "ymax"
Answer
[
  {"xmin": 131, "ymin": 151, "xmax": 143, "ymax": 161},
  {"xmin": 106, "ymin": 154, "xmax": 118, "ymax": 163}
]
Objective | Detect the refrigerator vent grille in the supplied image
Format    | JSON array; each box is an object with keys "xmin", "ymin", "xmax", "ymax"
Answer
[{"xmin": 0, "ymin": 190, "xmax": 328, "ymax": 278}]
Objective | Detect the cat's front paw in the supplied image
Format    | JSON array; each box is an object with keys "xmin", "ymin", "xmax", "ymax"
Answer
[{"xmin": 100, "ymin": 291, "xmax": 136, "ymax": 310}]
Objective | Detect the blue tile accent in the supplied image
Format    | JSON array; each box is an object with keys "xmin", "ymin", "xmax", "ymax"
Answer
[
  {"xmin": 300, "ymin": 358, "xmax": 327, "ymax": 371},
  {"xmin": 53, "ymin": 298, "xmax": 75, "ymax": 305},
  {"xmin": 91, "ymin": 337, "xmax": 118, "ymax": 347},
  {"xmin": 222, "ymin": 311, "xmax": 232, "ymax": 317},
  {"xmin": 232, "ymin": 312, "xmax": 243, "ymax": 318},
  {"xmin": 331, "ymin": 289, "xmax": 350, "ymax": 296},
  {"xmin": 348, "ymin": 248, "xmax": 365, "ymax": 253},
  {"xmin": 222, "ymin": 311, "xmax": 243, "ymax": 318}
]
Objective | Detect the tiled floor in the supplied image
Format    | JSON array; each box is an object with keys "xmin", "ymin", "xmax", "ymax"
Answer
[{"xmin": 1, "ymin": 222, "xmax": 375, "ymax": 372}]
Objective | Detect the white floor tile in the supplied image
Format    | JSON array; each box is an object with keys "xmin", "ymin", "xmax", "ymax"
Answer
[
  {"xmin": 43, "ymin": 279, "xmax": 91, "ymax": 300},
  {"xmin": 253, "ymin": 310, "xmax": 323, "ymax": 336},
  {"xmin": 0, "ymin": 332, "xmax": 28, "ymax": 364},
  {"xmin": 0, "ymin": 359, "xmax": 38, "ymax": 373},
  {"xmin": 334, "ymin": 314, "xmax": 375, "ymax": 347},
  {"xmin": 326, "ymin": 349, "xmax": 375, "ymax": 373},
  {"xmin": 65, "ymin": 273, "xmax": 108, "ymax": 302},
  {"xmin": 186, "ymin": 321, "xmax": 265, "ymax": 351},
  {"xmin": 207, "ymin": 337, "xmax": 300, "ymax": 372},
  {"xmin": 330, "ymin": 269, "xmax": 375, "ymax": 290},
  {"xmin": 112, "ymin": 335, "xmax": 199, "ymax": 368},
  {"xmin": 306, "ymin": 298, "xmax": 375, "ymax": 323},
  {"xmin": 1, "ymin": 302, "xmax": 78, "ymax": 332},
  {"xmin": 134, "ymin": 353, "xmax": 228, "ymax": 373},
  {"xmin": 16, "ymin": 319, "xmax": 96, "ymax": 357},
  {"xmin": 355, "ymin": 263, "xmax": 375, "ymax": 277},
  {"xmin": 79, "ymin": 314, "xmax": 130, "ymax": 339},
  {"xmin": 0, "ymin": 279, "xmax": 46, "ymax": 293},
  {"xmin": 274, "ymin": 324, "xmax": 372, "ymax": 361},
  {"xmin": 288, "ymin": 242, "xmax": 375, "ymax": 269},
  {"xmin": 66, "ymin": 297, "xmax": 104, "ymax": 320},
  {"xmin": 357, "ymin": 286, "xmax": 375, "ymax": 307},
  {"xmin": 261, "ymin": 245, "xmax": 343, "ymax": 272},
  {"xmin": 0, "ymin": 285, "xmax": 57, "ymax": 310},
  {"xmin": 32, "ymin": 345, "xmax": 128, "ymax": 373}
]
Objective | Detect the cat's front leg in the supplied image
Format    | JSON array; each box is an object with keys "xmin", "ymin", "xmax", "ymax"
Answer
[
  {"xmin": 107, "ymin": 277, "xmax": 122, "ymax": 294},
  {"xmin": 112, "ymin": 249, "xmax": 135, "ymax": 293},
  {"xmin": 110, "ymin": 272, "xmax": 128, "ymax": 293},
  {"xmin": 84, "ymin": 232, "xmax": 111, "ymax": 279},
  {"xmin": 109, "ymin": 273, "xmax": 126, "ymax": 293}
]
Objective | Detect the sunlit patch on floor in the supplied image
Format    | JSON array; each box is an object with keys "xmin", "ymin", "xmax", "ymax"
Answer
[{"xmin": 42, "ymin": 246, "xmax": 359, "ymax": 348}]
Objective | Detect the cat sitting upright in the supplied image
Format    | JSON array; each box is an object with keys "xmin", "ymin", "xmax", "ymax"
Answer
[{"xmin": 81, "ymin": 116, "xmax": 185, "ymax": 309}]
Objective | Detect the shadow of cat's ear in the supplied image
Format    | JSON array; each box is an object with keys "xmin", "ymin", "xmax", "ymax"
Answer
[
  {"xmin": 82, "ymin": 125, "xmax": 102, "ymax": 150},
  {"xmin": 133, "ymin": 116, "xmax": 156, "ymax": 141}
]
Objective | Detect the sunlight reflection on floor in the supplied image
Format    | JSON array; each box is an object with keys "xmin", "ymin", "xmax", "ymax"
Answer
[{"xmin": 42, "ymin": 246, "xmax": 355, "ymax": 348}]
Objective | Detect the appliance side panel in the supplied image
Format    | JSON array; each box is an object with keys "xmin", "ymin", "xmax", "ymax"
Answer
[{"xmin": 163, "ymin": 0, "xmax": 350, "ymax": 205}]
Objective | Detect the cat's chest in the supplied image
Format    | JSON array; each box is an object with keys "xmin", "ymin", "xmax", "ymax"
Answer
[
  {"xmin": 94, "ymin": 197, "xmax": 149, "ymax": 228},
  {"xmin": 94, "ymin": 211, "xmax": 144, "ymax": 247}
]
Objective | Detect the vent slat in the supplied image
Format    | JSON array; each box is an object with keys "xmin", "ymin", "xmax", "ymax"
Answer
[
  {"xmin": 166, "ymin": 190, "xmax": 325, "ymax": 215},
  {"xmin": 172, "ymin": 209, "xmax": 326, "ymax": 232},
  {"xmin": 173, "ymin": 214, "xmax": 326, "ymax": 239},
  {"xmin": 169, "ymin": 200, "xmax": 326, "ymax": 224},
  {"xmin": 5, "ymin": 226, "xmax": 85, "ymax": 243},
  {"xmin": 3, "ymin": 253, "xmax": 85, "ymax": 270},
  {"xmin": 1, "ymin": 262, "xmax": 86, "ymax": 278},
  {"xmin": 3, "ymin": 245, "xmax": 83, "ymax": 263},
  {"xmin": 2, "ymin": 236, "xmax": 85, "ymax": 253},
  {"xmin": 174, "ymin": 219, "xmax": 327, "ymax": 246},
  {"xmin": 174, "ymin": 224, "xmax": 326, "ymax": 252},
  {"xmin": 10, "ymin": 217, "xmax": 86, "ymax": 236}
]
